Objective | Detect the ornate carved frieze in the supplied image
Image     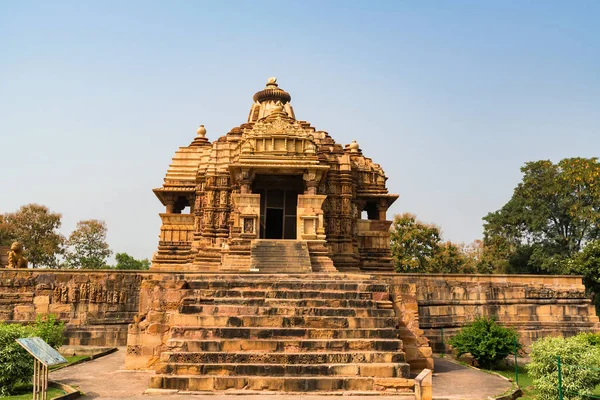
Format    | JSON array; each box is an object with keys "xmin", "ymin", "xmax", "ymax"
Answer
[{"xmin": 52, "ymin": 283, "xmax": 127, "ymax": 304}]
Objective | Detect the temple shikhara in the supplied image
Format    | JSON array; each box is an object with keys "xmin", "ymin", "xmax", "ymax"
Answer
[{"xmin": 152, "ymin": 77, "xmax": 398, "ymax": 272}]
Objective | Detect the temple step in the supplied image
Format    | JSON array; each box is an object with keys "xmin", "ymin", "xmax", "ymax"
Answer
[
  {"xmin": 169, "ymin": 315, "xmax": 397, "ymax": 329},
  {"xmin": 185, "ymin": 279, "xmax": 389, "ymax": 292},
  {"xmin": 169, "ymin": 326, "xmax": 400, "ymax": 340},
  {"xmin": 159, "ymin": 362, "xmax": 409, "ymax": 377},
  {"xmin": 178, "ymin": 304, "xmax": 394, "ymax": 317},
  {"xmin": 185, "ymin": 289, "xmax": 377, "ymax": 300},
  {"xmin": 250, "ymin": 240, "xmax": 312, "ymax": 273},
  {"xmin": 165, "ymin": 338, "xmax": 403, "ymax": 352},
  {"xmin": 150, "ymin": 375, "xmax": 415, "ymax": 393},
  {"xmin": 160, "ymin": 351, "xmax": 406, "ymax": 364},
  {"xmin": 185, "ymin": 297, "xmax": 379, "ymax": 308}
]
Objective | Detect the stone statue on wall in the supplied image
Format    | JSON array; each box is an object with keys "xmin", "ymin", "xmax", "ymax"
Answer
[{"xmin": 7, "ymin": 242, "xmax": 28, "ymax": 269}]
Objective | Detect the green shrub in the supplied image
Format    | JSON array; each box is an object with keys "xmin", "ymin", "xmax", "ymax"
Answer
[
  {"xmin": 0, "ymin": 323, "xmax": 35, "ymax": 396},
  {"xmin": 448, "ymin": 316, "xmax": 521, "ymax": 368},
  {"xmin": 528, "ymin": 333, "xmax": 600, "ymax": 400},
  {"xmin": 34, "ymin": 314, "xmax": 65, "ymax": 348},
  {"xmin": 0, "ymin": 315, "xmax": 65, "ymax": 395}
]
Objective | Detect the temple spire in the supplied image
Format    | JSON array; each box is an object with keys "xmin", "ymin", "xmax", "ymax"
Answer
[{"xmin": 247, "ymin": 77, "xmax": 296, "ymax": 122}]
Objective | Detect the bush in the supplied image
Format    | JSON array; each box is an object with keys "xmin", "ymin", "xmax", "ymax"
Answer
[
  {"xmin": 0, "ymin": 315, "xmax": 65, "ymax": 395},
  {"xmin": 0, "ymin": 323, "xmax": 35, "ymax": 396},
  {"xmin": 448, "ymin": 316, "xmax": 521, "ymax": 368},
  {"xmin": 34, "ymin": 314, "xmax": 65, "ymax": 348},
  {"xmin": 528, "ymin": 333, "xmax": 600, "ymax": 400}
]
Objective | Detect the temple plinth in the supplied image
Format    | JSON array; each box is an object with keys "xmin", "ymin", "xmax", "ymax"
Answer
[{"xmin": 151, "ymin": 78, "xmax": 398, "ymax": 272}]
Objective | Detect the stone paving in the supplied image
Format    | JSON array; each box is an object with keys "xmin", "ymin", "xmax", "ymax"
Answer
[
  {"xmin": 50, "ymin": 349, "xmax": 512, "ymax": 399},
  {"xmin": 431, "ymin": 357, "xmax": 512, "ymax": 400}
]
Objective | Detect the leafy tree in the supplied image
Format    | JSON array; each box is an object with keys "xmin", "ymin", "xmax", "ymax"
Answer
[
  {"xmin": 483, "ymin": 158, "xmax": 600, "ymax": 274},
  {"xmin": 64, "ymin": 220, "xmax": 112, "ymax": 269},
  {"xmin": 448, "ymin": 316, "xmax": 521, "ymax": 369},
  {"xmin": 0, "ymin": 215, "xmax": 14, "ymax": 246},
  {"xmin": 429, "ymin": 241, "xmax": 477, "ymax": 273},
  {"xmin": 528, "ymin": 333, "xmax": 600, "ymax": 400},
  {"xmin": 391, "ymin": 213, "xmax": 441, "ymax": 272},
  {"xmin": 0, "ymin": 204, "xmax": 65, "ymax": 268},
  {"xmin": 568, "ymin": 240, "xmax": 600, "ymax": 310},
  {"xmin": 391, "ymin": 213, "xmax": 481, "ymax": 273},
  {"xmin": 114, "ymin": 252, "xmax": 151, "ymax": 270}
]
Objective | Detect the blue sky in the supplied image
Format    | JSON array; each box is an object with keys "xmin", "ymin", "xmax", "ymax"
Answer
[{"xmin": 1, "ymin": 1, "xmax": 599, "ymax": 261}]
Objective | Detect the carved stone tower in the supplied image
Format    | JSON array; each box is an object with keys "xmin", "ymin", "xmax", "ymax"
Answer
[{"xmin": 152, "ymin": 78, "xmax": 398, "ymax": 272}]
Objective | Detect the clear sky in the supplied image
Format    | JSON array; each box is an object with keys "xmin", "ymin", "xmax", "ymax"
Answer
[{"xmin": 1, "ymin": 1, "xmax": 599, "ymax": 261}]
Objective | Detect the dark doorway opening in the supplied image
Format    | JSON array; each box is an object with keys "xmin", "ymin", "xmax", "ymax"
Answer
[
  {"xmin": 266, "ymin": 208, "xmax": 284, "ymax": 239},
  {"xmin": 253, "ymin": 175, "xmax": 303, "ymax": 239}
]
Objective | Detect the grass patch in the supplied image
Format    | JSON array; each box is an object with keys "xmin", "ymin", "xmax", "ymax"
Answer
[
  {"xmin": 492, "ymin": 364, "xmax": 600, "ymax": 399},
  {"xmin": 4, "ymin": 383, "xmax": 65, "ymax": 400},
  {"xmin": 49, "ymin": 355, "xmax": 88, "ymax": 370},
  {"xmin": 479, "ymin": 363, "xmax": 538, "ymax": 399}
]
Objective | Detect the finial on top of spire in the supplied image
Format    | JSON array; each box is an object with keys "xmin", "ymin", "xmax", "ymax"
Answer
[
  {"xmin": 253, "ymin": 77, "xmax": 291, "ymax": 104},
  {"xmin": 196, "ymin": 125, "xmax": 206, "ymax": 138}
]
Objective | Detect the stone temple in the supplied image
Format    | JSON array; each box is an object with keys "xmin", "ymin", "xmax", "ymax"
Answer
[
  {"xmin": 2, "ymin": 78, "xmax": 599, "ymax": 398},
  {"xmin": 152, "ymin": 77, "xmax": 398, "ymax": 273}
]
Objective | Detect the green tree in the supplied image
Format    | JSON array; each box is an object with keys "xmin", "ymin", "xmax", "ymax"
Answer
[
  {"xmin": 429, "ymin": 241, "xmax": 477, "ymax": 273},
  {"xmin": 64, "ymin": 219, "xmax": 112, "ymax": 269},
  {"xmin": 391, "ymin": 213, "xmax": 481, "ymax": 273},
  {"xmin": 114, "ymin": 252, "xmax": 151, "ymax": 270},
  {"xmin": 0, "ymin": 204, "xmax": 65, "ymax": 268},
  {"xmin": 568, "ymin": 240, "xmax": 600, "ymax": 310},
  {"xmin": 390, "ymin": 213, "xmax": 441, "ymax": 272},
  {"xmin": 0, "ymin": 214, "xmax": 14, "ymax": 246},
  {"xmin": 448, "ymin": 316, "xmax": 521, "ymax": 369},
  {"xmin": 483, "ymin": 158, "xmax": 600, "ymax": 274}
]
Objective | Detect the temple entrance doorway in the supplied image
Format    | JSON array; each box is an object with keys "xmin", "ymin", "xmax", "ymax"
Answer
[{"xmin": 252, "ymin": 175, "xmax": 303, "ymax": 239}]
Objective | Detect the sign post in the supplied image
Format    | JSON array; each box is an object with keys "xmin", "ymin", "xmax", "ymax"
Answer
[{"xmin": 16, "ymin": 337, "xmax": 67, "ymax": 400}]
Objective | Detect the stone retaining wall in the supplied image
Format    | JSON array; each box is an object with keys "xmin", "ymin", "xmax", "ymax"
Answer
[
  {"xmin": 381, "ymin": 273, "xmax": 600, "ymax": 353},
  {"xmin": 0, "ymin": 269, "xmax": 143, "ymax": 346}
]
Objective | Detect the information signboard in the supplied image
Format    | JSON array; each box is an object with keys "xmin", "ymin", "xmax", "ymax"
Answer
[
  {"xmin": 16, "ymin": 337, "xmax": 67, "ymax": 366},
  {"xmin": 16, "ymin": 337, "xmax": 67, "ymax": 400}
]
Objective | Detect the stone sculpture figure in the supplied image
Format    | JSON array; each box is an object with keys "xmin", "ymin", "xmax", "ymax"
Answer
[{"xmin": 6, "ymin": 242, "xmax": 28, "ymax": 269}]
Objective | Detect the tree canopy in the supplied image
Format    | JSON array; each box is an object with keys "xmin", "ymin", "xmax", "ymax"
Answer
[
  {"xmin": 390, "ymin": 213, "xmax": 479, "ymax": 273},
  {"xmin": 0, "ymin": 204, "xmax": 65, "ymax": 268},
  {"xmin": 390, "ymin": 213, "xmax": 441, "ymax": 272},
  {"xmin": 483, "ymin": 158, "xmax": 600, "ymax": 273},
  {"xmin": 114, "ymin": 252, "xmax": 151, "ymax": 270},
  {"xmin": 64, "ymin": 219, "xmax": 112, "ymax": 269}
]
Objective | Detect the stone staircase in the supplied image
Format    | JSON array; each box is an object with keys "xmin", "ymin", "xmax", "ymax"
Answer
[
  {"xmin": 147, "ymin": 274, "xmax": 416, "ymax": 395},
  {"xmin": 250, "ymin": 240, "xmax": 312, "ymax": 273}
]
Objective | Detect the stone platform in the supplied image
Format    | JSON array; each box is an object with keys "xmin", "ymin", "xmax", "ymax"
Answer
[
  {"xmin": 127, "ymin": 273, "xmax": 417, "ymax": 394},
  {"xmin": 250, "ymin": 240, "xmax": 312, "ymax": 273},
  {"xmin": 1, "ymin": 269, "xmax": 598, "ymax": 396}
]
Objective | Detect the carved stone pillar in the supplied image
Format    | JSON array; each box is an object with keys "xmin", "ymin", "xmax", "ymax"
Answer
[
  {"xmin": 165, "ymin": 201, "xmax": 175, "ymax": 213},
  {"xmin": 377, "ymin": 205, "xmax": 388, "ymax": 221},
  {"xmin": 297, "ymin": 195, "xmax": 327, "ymax": 240},
  {"xmin": 231, "ymin": 193, "xmax": 260, "ymax": 239},
  {"xmin": 303, "ymin": 170, "xmax": 319, "ymax": 195},
  {"xmin": 238, "ymin": 169, "xmax": 253, "ymax": 194}
]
